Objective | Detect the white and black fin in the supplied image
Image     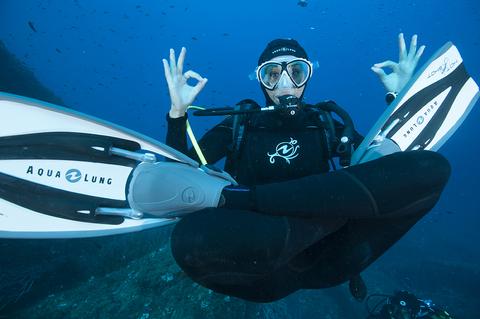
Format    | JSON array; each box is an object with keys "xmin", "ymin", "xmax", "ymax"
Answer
[
  {"xmin": 352, "ymin": 42, "xmax": 479, "ymax": 165},
  {"xmin": 0, "ymin": 93, "xmax": 196, "ymax": 238},
  {"xmin": 0, "ymin": 132, "xmax": 139, "ymax": 224}
]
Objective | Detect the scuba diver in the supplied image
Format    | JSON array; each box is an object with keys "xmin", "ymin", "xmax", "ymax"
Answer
[
  {"xmin": 161, "ymin": 34, "xmax": 452, "ymax": 302},
  {"xmin": 365, "ymin": 290, "xmax": 454, "ymax": 319},
  {"xmin": 0, "ymin": 33, "xmax": 475, "ymax": 306}
]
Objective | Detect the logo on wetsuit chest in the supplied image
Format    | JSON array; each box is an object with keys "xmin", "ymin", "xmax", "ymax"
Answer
[{"xmin": 267, "ymin": 137, "xmax": 300, "ymax": 164}]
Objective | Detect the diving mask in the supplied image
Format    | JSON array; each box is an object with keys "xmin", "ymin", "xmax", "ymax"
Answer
[{"xmin": 256, "ymin": 58, "xmax": 313, "ymax": 90}]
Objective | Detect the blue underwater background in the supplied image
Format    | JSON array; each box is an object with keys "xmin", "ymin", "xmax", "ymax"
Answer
[{"xmin": 0, "ymin": 0, "xmax": 479, "ymax": 318}]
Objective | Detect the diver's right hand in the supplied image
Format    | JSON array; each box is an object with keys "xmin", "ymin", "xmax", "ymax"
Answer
[{"xmin": 162, "ymin": 47, "xmax": 208, "ymax": 118}]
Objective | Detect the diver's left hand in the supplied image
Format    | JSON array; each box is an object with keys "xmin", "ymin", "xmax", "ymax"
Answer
[{"xmin": 371, "ymin": 33, "xmax": 425, "ymax": 93}]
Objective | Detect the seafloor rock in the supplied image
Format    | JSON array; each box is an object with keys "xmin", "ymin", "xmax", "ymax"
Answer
[
  {"xmin": 0, "ymin": 227, "xmax": 174, "ymax": 316},
  {"xmin": 0, "ymin": 40, "xmax": 63, "ymax": 105},
  {"xmin": 9, "ymin": 239, "xmax": 269, "ymax": 319},
  {"xmin": 9, "ymin": 236, "xmax": 365, "ymax": 319}
]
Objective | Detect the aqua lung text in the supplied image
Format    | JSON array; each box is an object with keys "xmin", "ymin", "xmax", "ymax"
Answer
[
  {"xmin": 427, "ymin": 57, "xmax": 459, "ymax": 78},
  {"xmin": 402, "ymin": 100, "xmax": 438, "ymax": 138},
  {"xmin": 26, "ymin": 166, "xmax": 113, "ymax": 185}
]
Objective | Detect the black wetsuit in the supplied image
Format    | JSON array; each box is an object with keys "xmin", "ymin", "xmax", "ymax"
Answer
[{"xmin": 166, "ymin": 102, "xmax": 450, "ymax": 302}]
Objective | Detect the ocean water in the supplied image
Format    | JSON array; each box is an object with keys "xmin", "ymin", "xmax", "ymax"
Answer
[{"xmin": 0, "ymin": 0, "xmax": 479, "ymax": 318}]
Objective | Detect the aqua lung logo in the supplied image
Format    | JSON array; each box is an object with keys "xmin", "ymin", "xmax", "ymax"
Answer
[
  {"xmin": 267, "ymin": 137, "xmax": 300, "ymax": 164},
  {"xmin": 272, "ymin": 47, "xmax": 296, "ymax": 55},
  {"xmin": 427, "ymin": 57, "xmax": 459, "ymax": 79},
  {"xmin": 65, "ymin": 169, "xmax": 82, "ymax": 183},
  {"xmin": 182, "ymin": 187, "xmax": 196, "ymax": 203},
  {"xmin": 25, "ymin": 166, "xmax": 113, "ymax": 185},
  {"xmin": 402, "ymin": 101, "xmax": 438, "ymax": 138}
]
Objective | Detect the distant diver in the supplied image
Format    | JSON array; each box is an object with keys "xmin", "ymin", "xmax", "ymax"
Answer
[{"xmin": 365, "ymin": 290, "xmax": 455, "ymax": 318}]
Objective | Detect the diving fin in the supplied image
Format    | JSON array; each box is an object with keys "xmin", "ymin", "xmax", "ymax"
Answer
[
  {"xmin": 351, "ymin": 42, "xmax": 479, "ymax": 164},
  {"xmin": 0, "ymin": 92, "xmax": 234, "ymax": 239}
]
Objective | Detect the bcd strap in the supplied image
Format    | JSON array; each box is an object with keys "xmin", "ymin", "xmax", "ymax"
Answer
[
  {"xmin": 231, "ymin": 99, "xmax": 260, "ymax": 155},
  {"xmin": 313, "ymin": 104, "xmax": 337, "ymax": 161},
  {"xmin": 314, "ymin": 101, "xmax": 354, "ymax": 167}
]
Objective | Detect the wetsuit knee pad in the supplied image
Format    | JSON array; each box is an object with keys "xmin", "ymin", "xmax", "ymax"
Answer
[
  {"xmin": 386, "ymin": 150, "xmax": 451, "ymax": 194},
  {"xmin": 345, "ymin": 150, "xmax": 451, "ymax": 215},
  {"xmin": 171, "ymin": 209, "xmax": 302, "ymax": 303},
  {"xmin": 409, "ymin": 150, "xmax": 451, "ymax": 188},
  {"xmin": 170, "ymin": 208, "xmax": 291, "ymax": 278}
]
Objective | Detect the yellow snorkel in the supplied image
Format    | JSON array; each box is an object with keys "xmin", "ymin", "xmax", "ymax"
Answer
[{"xmin": 186, "ymin": 105, "xmax": 208, "ymax": 165}]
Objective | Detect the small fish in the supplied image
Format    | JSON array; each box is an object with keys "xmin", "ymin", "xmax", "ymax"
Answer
[
  {"xmin": 28, "ymin": 21, "xmax": 37, "ymax": 32},
  {"xmin": 191, "ymin": 36, "xmax": 198, "ymax": 41},
  {"xmin": 297, "ymin": 0, "xmax": 308, "ymax": 7},
  {"xmin": 55, "ymin": 48, "xmax": 62, "ymax": 53}
]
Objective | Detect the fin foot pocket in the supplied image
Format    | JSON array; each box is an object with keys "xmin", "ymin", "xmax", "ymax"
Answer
[{"xmin": 127, "ymin": 162, "xmax": 232, "ymax": 218}]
